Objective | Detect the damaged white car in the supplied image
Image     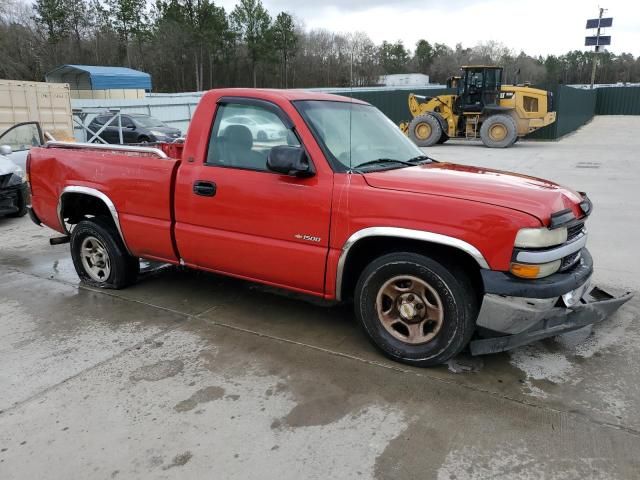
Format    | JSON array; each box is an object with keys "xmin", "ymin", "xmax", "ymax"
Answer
[{"xmin": 0, "ymin": 150, "xmax": 28, "ymax": 218}]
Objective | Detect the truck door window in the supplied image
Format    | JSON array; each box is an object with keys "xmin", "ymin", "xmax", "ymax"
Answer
[
  {"xmin": 0, "ymin": 122, "xmax": 43, "ymax": 152},
  {"xmin": 207, "ymin": 103, "xmax": 299, "ymax": 171}
]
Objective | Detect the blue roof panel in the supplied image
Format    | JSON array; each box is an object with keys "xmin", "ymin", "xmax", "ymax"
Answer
[{"xmin": 46, "ymin": 64, "xmax": 152, "ymax": 91}]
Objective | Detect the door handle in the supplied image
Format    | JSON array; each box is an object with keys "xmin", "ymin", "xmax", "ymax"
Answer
[{"xmin": 193, "ymin": 180, "xmax": 217, "ymax": 197}]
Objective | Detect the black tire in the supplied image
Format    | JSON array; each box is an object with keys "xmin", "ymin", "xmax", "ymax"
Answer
[
  {"xmin": 138, "ymin": 136, "xmax": 150, "ymax": 144},
  {"xmin": 257, "ymin": 131, "xmax": 267, "ymax": 142},
  {"xmin": 70, "ymin": 217, "xmax": 139, "ymax": 289},
  {"xmin": 480, "ymin": 114, "xmax": 517, "ymax": 148},
  {"xmin": 408, "ymin": 114, "xmax": 442, "ymax": 147},
  {"xmin": 354, "ymin": 252, "xmax": 478, "ymax": 367}
]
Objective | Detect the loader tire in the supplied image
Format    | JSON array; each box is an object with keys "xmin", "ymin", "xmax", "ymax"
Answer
[
  {"xmin": 408, "ymin": 114, "xmax": 442, "ymax": 147},
  {"xmin": 480, "ymin": 115, "xmax": 517, "ymax": 148}
]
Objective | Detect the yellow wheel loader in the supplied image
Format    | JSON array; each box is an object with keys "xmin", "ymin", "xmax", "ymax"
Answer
[{"xmin": 399, "ymin": 66, "xmax": 556, "ymax": 148}]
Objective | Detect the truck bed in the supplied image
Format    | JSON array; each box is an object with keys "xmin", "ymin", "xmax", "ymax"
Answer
[{"xmin": 29, "ymin": 142, "xmax": 182, "ymax": 263}]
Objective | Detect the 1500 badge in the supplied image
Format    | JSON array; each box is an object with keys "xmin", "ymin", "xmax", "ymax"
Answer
[{"xmin": 295, "ymin": 234, "xmax": 322, "ymax": 243}]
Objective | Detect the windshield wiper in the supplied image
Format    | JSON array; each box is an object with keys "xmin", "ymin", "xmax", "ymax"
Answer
[
  {"xmin": 352, "ymin": 158, "xmax": 416, "ymax": 171},
  {"xmin": 406, "ymin": 155, "xmax": 433, "ymax": 164}
]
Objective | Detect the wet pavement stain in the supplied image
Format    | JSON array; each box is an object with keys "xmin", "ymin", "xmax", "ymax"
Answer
[
  {"xmin": 279, "ymin": 394, "xmax": 358, "ymax": 428},
  {"xmin": 264, "ymin": 382, "xmax": 287, "ymax": 398},
  {"xmin": 374, "ymin": 421, "xmax": 444, "ymax": 479},
  {"xmin": 198, "ymin": 350, "xmax": 218, "ymax": 370},
  {"xmin": 129, "ymin": 360, "xmax": 184, "ymax": 382},
  {"xmin": 162, "ymin": 451, "xmax": 192, "ymax": 470},
  {"xmin": 446, "ymin": 354, "xmax": 484, "ymax": 373},
  {"xmin": 174, "ymin": 386, "xmax": 225, "ymax": 412}
]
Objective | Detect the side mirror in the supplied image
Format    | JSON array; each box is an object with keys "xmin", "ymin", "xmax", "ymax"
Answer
[
  {"xmin": 267, "ymin": 145, "xmax": 314, "ymax": 178},
  {"xmin": 0, "ymin": 145, "xmax": 11, "ymax": 155}
]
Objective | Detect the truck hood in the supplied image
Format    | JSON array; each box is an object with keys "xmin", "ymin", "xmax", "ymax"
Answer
[
  {"xmin": 0, "ymin": 154, "xmax": 20, "ymax": 176},
  {"xmin": 362, "ymin": 162, "xmax": 584, "ymax": 225}
]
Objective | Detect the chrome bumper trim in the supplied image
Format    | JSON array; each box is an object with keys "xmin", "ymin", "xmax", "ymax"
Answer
[{"xmin": 515, "ymin": 232, "xmax": 587, "ymax": 264}]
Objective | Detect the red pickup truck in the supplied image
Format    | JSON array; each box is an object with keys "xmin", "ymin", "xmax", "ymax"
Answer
[{"xmin": 27, "ymin": 89, "xmax": 631, "ymax": 366}]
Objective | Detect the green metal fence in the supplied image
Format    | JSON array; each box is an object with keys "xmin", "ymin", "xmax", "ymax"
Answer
[
  {"xmin": 596, "ymin": 87, "xmax": 640, "ymax": 115},
  {"xmin": 331, "ymin": 84, "xmax": 638, "ymax": 140},
  {"xmin": 336, "ymin": 88, "xmax": 452, "ymax": 124}
]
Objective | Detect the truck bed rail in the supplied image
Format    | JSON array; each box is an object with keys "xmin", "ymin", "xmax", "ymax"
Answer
[{"xmin": 45, "ymin": 141, "xmax": 169, "ymax": 159}]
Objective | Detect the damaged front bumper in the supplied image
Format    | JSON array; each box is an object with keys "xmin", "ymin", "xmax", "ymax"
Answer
[
  {"xmin": 0, "ymin": 181, "xmax": 28, "ymax": 216},
  {"xmin": 470, "ymin": 249, "xmax": 632, "ymax": 355}
]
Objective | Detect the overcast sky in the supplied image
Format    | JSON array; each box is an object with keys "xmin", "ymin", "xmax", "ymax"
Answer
[{"xmin": 217, "ymin": 0, "xmax": 640, "ymax": 57}]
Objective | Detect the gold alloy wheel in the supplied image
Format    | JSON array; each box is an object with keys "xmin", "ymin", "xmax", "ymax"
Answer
[
  {"xmin": 375, "ymin": 275, "xmax": 445, "ymax": 345},
  {"xmin": 415, "ymin": 122, "xmax": 432, "ymax": 140},
  {"xmin": 489, "ymin": 123, "xmax": 507, "ymax": 141}
]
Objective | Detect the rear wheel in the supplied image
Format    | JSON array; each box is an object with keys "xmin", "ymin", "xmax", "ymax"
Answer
[
  {"xmin": 70, "ymin": 217, "xmax": 139, "ymax": 289},
  {"xmin": 480, "ymin": 114, "xmax": 517, "ymax": 148},
  {"xmin": 408, "ymin": 114, "xmax": 442, "ymax": 147},
  {"xmin": 354, "ymin": 252, "xmax": 478, "ymax": 367}
]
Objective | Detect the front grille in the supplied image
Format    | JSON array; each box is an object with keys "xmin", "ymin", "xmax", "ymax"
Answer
[
  {"xmin": 559, "ymin": 222, "xmax": 586, "ymax": 272},
  {"xmin": 560, "ymin": 251, "xmax": 581, "ymax": 272},
  {"xmin": 567, "ymin": 222, "xmax": 585, "ymax": 241}
]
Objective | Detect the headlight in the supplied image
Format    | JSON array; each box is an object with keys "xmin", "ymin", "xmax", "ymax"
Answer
[
  {"xmin": 510, "ymin": 260, "xmax": 561, "ymax": 279},
  {"xmin": 150, "ymin": 130, "xmax": 168, "ymax": 138},
  {"xmin": 514, "ymin": 227, "xmax": 567, "ymax": 248}
]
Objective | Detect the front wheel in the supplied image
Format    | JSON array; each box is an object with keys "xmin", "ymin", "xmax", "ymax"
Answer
[
  {"xmin": 480, "ymin": 114, "xmax": 518, "ymax": 148},
  {"xmin": 70, "ymin": 217, "xmax": 139, "ymax": 289},
  {"xmin": 354, "ymin": 252, "xmax": 477, "ymax": 366},
  {"xmin": 407, "ymin": 114, "xmax": 442, "ymax": 147}
]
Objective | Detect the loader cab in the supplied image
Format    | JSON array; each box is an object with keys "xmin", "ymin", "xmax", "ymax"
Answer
[{"xmin": 457, "ymin": 66, "xmax": 503, "ymax": 113}]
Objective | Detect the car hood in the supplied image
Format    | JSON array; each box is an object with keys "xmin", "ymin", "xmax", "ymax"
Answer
[
  {"xmin": 0, "ymin": 154, "xmax": 20, "ymax": 176},
  {"xmin": 362, "ymin": 162, "xmax": 585, "ymax": 225}
]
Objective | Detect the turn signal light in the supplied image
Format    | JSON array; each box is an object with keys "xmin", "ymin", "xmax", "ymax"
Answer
[
  {"xmin": 510, "ymin": 260, "xmax": 561, "ymax": 279},
  {"xmin": 510, "ymin": 263, "xmax": 540, "ymax": 279}
]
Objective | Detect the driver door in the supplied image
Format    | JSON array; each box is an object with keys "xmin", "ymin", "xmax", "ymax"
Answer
[
  {"xmin": 120, "ymin": 116, "xmax": 138, "ymax": 144},
  {"xmin": 174, "ymin": 99, "xmax": 334, "ymax": 296}
]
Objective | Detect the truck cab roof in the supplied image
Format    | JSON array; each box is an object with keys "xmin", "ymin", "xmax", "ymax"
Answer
[{"xmin": 202, "ymin": 88, "xmax": 370, "ymax": 105}]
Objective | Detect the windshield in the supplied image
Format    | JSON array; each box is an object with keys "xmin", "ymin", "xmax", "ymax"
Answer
[
  {"xmin": 295, "ymin": 100, "xmax": 425, "ymax": 171},
  {"xmin": 132, "ymin": 116, "xmax": 167, "ymax": 128}
]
